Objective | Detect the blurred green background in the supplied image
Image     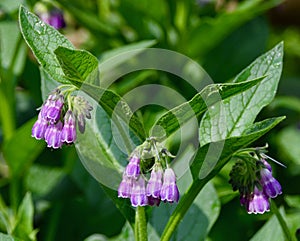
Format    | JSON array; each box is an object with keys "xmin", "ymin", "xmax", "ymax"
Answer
[{"xmin": 0, "ymin": 0, "xmax": 300, "ymax": 240}]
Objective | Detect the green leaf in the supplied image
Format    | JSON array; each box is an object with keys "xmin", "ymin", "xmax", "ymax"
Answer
[
  {"xmin": 199, "ymin": 42, "xmax": 283, "ymax": 145},
  {"xmin": 0, "ymin": 233, "xmax": 22, "ymax": 241},
  {"xmin": 277, "ymin": 126, "xmax": 300, "ymax": 166},
  {"xmin": 151, "ymin": 181, "xmax": 220, "ymax": 241},
  {"xmin": 192, "ymin": 117, "xmax": 285, "ymax": 179},
  {"xmin": 99, "ymin": 40, "xmax": 157, "ymax": 63},
  {"xmin": 250, "ymin": 208, "xmax": 285, "ymax": 241},
  {"xmin": 187, "ymin": 0, "xmax": 281, "ymax": 58},
  {"xmin": 161, "ymin": 117, "xmax": 284, "ymax": 241},
  {"xmin": 74, "ymin": 98, "xmax": 136, "ymax": 224},
  {"xmin": 54, "ymin": 46, "xmax": 99, "ymax": 85},
  {"xmin": 25, "ymin": 165, "xmax": 65, "ymax": 196},
  {"xmin": 19, "ymin": 6, "xmax": 73, "ymax": 84},
  {"xmin": 0, "ymin": 21, "xmax": 26, "ymax": 76},
  {"xmin": 12, "ymin": 193, "xmax": 37, "ymax": 241},
  {"xmin": 153, "ymin": 76, "xmax": 265, "ymax": 139},
  {"xmin": 3, "ymin": 118, "xmax": 45, "ymax": 177}
]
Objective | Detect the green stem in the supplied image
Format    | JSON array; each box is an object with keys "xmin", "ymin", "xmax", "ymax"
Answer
[
  {"xmin": 271, "ymin": 200, "xmax": 296, "ymax": 241},
  {"xmin": 135, "ymin": 206, "xmax": 148, "ymax": 241},
  {"xmin": 10, "ymin": 178, "xmax": 20, "ymax": 213},
  {"xmin": 161, "ymin": 179, "xmax": 206, "ymax": 241}
]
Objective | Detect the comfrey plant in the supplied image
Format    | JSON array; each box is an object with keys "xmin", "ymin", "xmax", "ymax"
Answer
[
  {"xmin": 32, "ymin": 86, "xmax": 93, "ymax": 148},
  {"xmin": 229, "ymin": 147, "xmax": 283, "ymax": 214},
  {"xmin": 18, "ymin": 6, "xmax": 297, "ymax": 241},
  {"xmin": 118, "ymin": 138, "xmax": 179, "ymax": 207}
]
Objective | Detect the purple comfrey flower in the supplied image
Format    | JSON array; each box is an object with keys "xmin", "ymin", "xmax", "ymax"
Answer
[
  {"xmin": 40, "ymin": 89, "xmax": 64, "ymax": 123},
  {"xmin": 260, "ymin": 168, "xmax": 282, "ymax": 198},
  {"xmin": 130, "ymin": 177, "xmax": 148, "ymax": 207},
  {"xmin": 261, "ymin": 159, "xmax": 272, "ymax": 172},
  {"xmin": 146, "ymin": 164, "xmax": 163, "ymax": 199},
  {"xmin": 160, "ymin": 168, "xmax": 179, "ymax": 203},
  {"xmin": 32, "ymin": 112, "xmax": 48, "ymax": 140},
  {"xmin": 44, "ymin": 121, "xmax": 63, "ymax": 149},
  {"xmin": 246, "ymin": 187, "xmax": 270, "ymax": 214},
  {"xmin": 125, "ymin": 155, "xmax": 141, "ymax": 179},
  {"xmin": 118, "ymin": 174, "xmax": 133, "ymax": 198},
  {"xmin": 39, "ymin": 9, "xmax": 66, "ymax": 29},
  {"xmin": 61, "ymin": 110, "xmax": 76, "ymax": 144}
]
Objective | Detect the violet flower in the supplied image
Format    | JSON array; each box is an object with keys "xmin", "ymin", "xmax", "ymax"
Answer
[
  {"xmin": 246, "ymin": 187, "xmax": 270, "ymax": 214},
  {"xmin": 31, "ymin": 112, "xmax": 48, "ymax": 140},
  {"xmin": 44, "ymin": 121, "xmax": 63, "ymax": 149},
  {"xmin": 125, "ymin": 155, "xmax": 141, "ymax": 179},
  {"xmin": 260, "ymin": 166, "xmax": 282, "ymax": 198},
  {"xmin": 61, "ymin": 110, "xmax": 77, "ymax": 144},
  {"xmin": 130, "ymin": 177, "xmax": 148, "ymax": 207},
  {"xmin": 118, "ymin": 174, "xmax": 133, "ymax": 199},
  {"xmin": 160, "ymin": 168, "xmax": 179, "ymax": 203},
  {"xmin": 146, "ymin": 164, "xmax": 163, "ymax": 199}
]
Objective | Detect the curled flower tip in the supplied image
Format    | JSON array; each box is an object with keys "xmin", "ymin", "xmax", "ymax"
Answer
[
  {"xmin": 32, "ymin": 112, "xmax": 48, "ymax": 140},
  {"xmin": 160, "ymin": 168, "xmax": 179, "ymax": 203},
  {"xmin": 125, "ymin": 155, "xmax": 141, "ymax": 179},
  {"xmin": 130, "ymin": 177, "xmax": 148, "ymax": 207},
  {"xmin": 260, "ymin": 168, "xmax": 282, "ymax": 198},
  {"xmin": 146, "ymin": 165, "xmax": 163, "ymax": 199},
  {"xmin": 61, "ymin": 110, "xmax": 77, "ymax": 144},
  {"xmin": 44, "ymin": 121, "xmax": 63, "ymax": 149},
  {"xmin": 72, "ymin": 96, "xmax": 93, "ymax": 133},
  {"xmin": 118, "ymin": 174, "xmax": 133, "ymax": 199},
  {"xmin": 247, "ymin": 187, "xmax": 270, "ymax": 214}
]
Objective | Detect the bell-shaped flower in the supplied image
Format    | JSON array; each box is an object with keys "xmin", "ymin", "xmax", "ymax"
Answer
[
  {"xmin": 130, "ymin": 177, "xmax": 148, "ymax": 207},
  {"xmin": 44, "ymin": 121, "xmax": 63, "ymax": 149},
  {"xmin": 118, "ymin": 174, "xmax": 133, "ymax": 199},
  {"xmin": 246, "ymin": 187, "xmax": 270, "ymax": 214},
  {"xmin": 32, "ymin": 112, "xmax": 48, "ymax": 140},
  {"xmin": 260, "ymin": 168, "xmax": 282, "ymax": 198},
  {"xmin": 125, "ymin": 155, "xmax": 141, "ymax": 179},
  {"xmin": 160, "ymin": 168, "xmax": 179, "ymax": 203},
  {"xmin": 146, "ymin": 164, "xmax": 163, "ymax": 199},
  {"xmin": 61, "ymin": 110, "xmax": 77, "ymax": 144}
]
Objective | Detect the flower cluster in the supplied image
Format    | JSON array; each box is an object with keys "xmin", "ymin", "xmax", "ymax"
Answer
[
  {"xmin": 118, "ymin": 139, "xmax": 179, "ymax": 207},
  {"xmin": 32, "ymin": 87, "xmax": 93, "ymax": 148},
  {"xmin": 229, "ymin": 149, "xmax": 283, "ymax": 214}
]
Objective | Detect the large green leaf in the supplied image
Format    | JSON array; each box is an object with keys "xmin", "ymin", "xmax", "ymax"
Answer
[
  {"xmin": 54, "ymin": 47, "xmax": 99, "ymax": 85},
  {"xmin": 199, "ymin": 42, "xmax": 283, "ymax": 145},
  {"xmin": 153, "ymin": 76, "xmax": 265, "ymax": 139},
  {"xmin": 19, "ymin": 6, "xmax": 73, "ymax": 84},
  {"xmin": 52, "ymin": 46, "xmax": 146, "ymax": 140},
  {"xmin": 3, "ymin": 118, "xmax": 45, "ymax": 177},
  {"xmin": 161, "ymin": 116, "xmax": 284, "ymax": 240}
]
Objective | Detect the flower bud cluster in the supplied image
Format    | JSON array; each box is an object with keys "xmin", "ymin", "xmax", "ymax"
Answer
[
  {"xmin": 229, "ymin": 149, "xmax": 282, "ymax": 214},
  {"xmin": 32, "ymin": 87, "xmax": 93, "ymax": 148},
  {"xmin": 118, "ymin": 139, "xmax": 179, "ymax": 207}
]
